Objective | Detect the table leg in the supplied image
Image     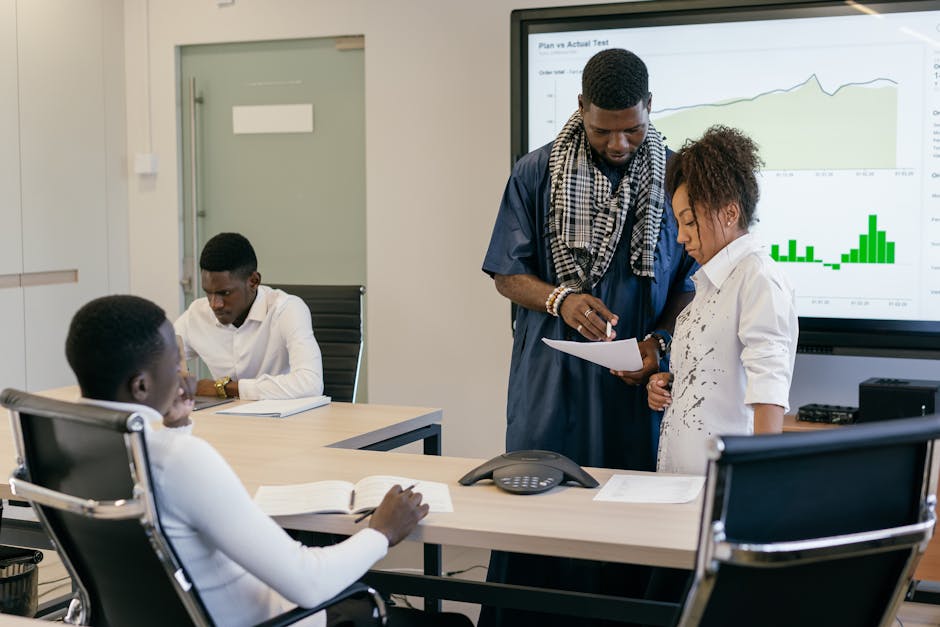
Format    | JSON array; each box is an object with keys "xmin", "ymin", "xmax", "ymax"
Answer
[
  {"xmin": 423, "ymin": 426, "xmax": 441, "ymax": 456},
  {"xmin": 423, "ymin": 544, "xmax": 442, "ymax": 612}
]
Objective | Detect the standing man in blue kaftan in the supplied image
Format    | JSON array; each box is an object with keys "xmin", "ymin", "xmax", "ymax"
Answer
[{"xmin": 480, "ymin": 49, "xmax": 696, "ymax": 627}]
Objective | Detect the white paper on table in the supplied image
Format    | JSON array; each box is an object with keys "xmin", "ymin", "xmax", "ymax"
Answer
[
  {"xmin": 542, "ymin": 337, "xmax": 642, "ymax": 371},
  {"xmin": 593, "ymin": 474, "xmax": 705, "ymax": 504},
  {"xmin": 217, "ymin": 395, "xmax": 330, "ymax": 417}
]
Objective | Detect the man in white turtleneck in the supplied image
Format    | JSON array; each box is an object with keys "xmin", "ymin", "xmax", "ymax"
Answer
[{"xmin": 64, "ymin": 295, "xmax": 469, "ymax": 627}]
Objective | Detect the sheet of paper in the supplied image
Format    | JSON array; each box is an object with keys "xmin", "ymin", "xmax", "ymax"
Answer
[
  {"xmin": 217, "ymin": 395, "xmax": 331, "ymax": 417},
  {"xmin": 593, "ymin": 474, "xmax": 705, "ymax": 504},
  {"xmin": 352, "ymin": 475, "xmax": 455, "ymax": 514},
  {"xmin": 254, "ymin": 480, "xmax": 354, "ymax": 516},
  {"xmin": 542, "ymin": 337, "xmax": 642, "ymax": 371}
]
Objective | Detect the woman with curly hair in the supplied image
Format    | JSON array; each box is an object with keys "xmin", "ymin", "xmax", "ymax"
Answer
[{"xmin": 646, "ymin": 125, "xmax": 798, "ymax": 475}]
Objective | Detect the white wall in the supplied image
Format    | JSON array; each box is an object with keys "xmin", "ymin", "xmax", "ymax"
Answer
[
  {"xmin": 792, "ymin": 354, "xmax": 940, "ymax": 410},
  {"xmin": 122, "ymin": 0, "xmax": 940, "ymax": 459}
]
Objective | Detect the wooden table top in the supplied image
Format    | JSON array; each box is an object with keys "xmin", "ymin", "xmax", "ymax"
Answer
[
  {"xmin": 782, "ymin": 414, "xmax": 841, "ymax": 432},
  {"xmin": 247, "ymin": 448, "xmax": 701, "ymax": 570},
  {"xmin": 1, "ymin": 387, "xmax": 701, "ymax": 570},
  {"xmin": 0, "ymin": 386, "xmax": 441, "ymax": 497}
]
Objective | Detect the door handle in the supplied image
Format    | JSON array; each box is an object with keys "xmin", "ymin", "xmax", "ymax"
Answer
[{"xmin": 186, "ymin": 77, "xmax": 202, "ymax": 298}]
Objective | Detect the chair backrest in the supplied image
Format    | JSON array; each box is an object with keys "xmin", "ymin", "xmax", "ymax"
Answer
[
  {"xmin": 0, "ymin": 389, "xmax": 212, "ymax": 627},
  {"xmin": 678, "ymin": 415, "xmax": 940, "ymax": 627},
  {"xmin": 268, "ymin": 284, "xmax": 364, "ymax": 403}
]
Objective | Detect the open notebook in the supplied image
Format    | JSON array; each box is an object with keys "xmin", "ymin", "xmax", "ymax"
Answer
[
  {"xmin": 254, "ymin": 475, "xmax": 454, "ymax": 516},
  {"xmin": 217, "ymin": 395, "xmax": 331, "ymax": 418}
]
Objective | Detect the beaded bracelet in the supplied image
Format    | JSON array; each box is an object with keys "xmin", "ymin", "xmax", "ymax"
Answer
[
  {"xmin": 643, "ymin": 332, "xmax": 669, "ymax": 355},
  {"xmin": 654, "ymin": 329, "xmax": 672, "ymax": 352},
  {"xmin": 545, "ymin": 285, "xmax": 567, "ymax": 316},
  {"xmin": 552, "ymin": 287, "xmax": 574, "ymax": 317}
]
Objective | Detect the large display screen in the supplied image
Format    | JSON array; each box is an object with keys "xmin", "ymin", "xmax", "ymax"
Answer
[{"xmin": 512, "ymin": 0, "xmax": 940, "ymax": 355}]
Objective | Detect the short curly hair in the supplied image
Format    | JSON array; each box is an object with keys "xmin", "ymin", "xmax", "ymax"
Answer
[
  {"xmin": 582, "ymin": 48, "xmax": 649, "ymax": 111},
  {"xmin": 665, "ymin": 125, "xmax": 764, "ymax": 228},
  {"xmin": 66, "ymin": 295, "xmax": 168, "ymax": 400},
  {"xmin": 200, "ymin": 232, "xmax": 257, "ymax": 278}
]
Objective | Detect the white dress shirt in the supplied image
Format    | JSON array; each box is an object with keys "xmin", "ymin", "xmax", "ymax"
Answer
[
  {"xmin": 657, "ymin": 233, "xmax": 798, "ymax": 475},
  {"xmin": 85, "ymin": 399, "xmax": 388, "ymax": 627},
  {"xmin": 175, "ymin": 285, "xmax": 323, "ymax": 400}
]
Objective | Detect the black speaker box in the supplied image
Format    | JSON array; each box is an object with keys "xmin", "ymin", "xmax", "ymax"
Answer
[{"xmin": 857, "ymin": 378, "xmax": 940, "ymax": 423}]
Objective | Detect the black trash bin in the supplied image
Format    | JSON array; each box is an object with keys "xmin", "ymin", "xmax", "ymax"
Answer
[{"xmin": 0, "ymin": 546, "xmax": 42, "ymax": 616}]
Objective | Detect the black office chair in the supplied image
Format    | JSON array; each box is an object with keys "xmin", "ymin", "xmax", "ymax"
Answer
[
  {"xmin": 268, "ymin": 284, "xmax": 364, "ymax": 403},
  {"xmin": 676, "ymin": 414, "xmax": 940, "ymax": 627},
  {"xmin": 0, "ymin": 388, "xmax": 386, "ymax": 626}
]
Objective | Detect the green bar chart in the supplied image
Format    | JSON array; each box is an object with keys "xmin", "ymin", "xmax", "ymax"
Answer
[{"xmin": 769, "ymin": 214, "xmax": 895, "ymax": 270}]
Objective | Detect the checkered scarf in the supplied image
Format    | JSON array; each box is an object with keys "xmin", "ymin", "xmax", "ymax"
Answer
[{"xmin": 547, "ymin": 110, "xmax": 667, "ymax": 289}]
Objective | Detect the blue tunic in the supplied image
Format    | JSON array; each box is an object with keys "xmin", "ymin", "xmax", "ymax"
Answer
[{"xmin": 483, "ymin": 142, "xmax": 696, "ymax": 472}]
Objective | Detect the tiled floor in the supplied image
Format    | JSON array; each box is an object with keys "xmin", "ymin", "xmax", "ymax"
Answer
[{"xmin": 27, "ymin": 545, "xmax": 940, "ymax": 625}]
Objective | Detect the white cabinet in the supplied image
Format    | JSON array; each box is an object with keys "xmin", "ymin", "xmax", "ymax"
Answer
[
  {"xmin": 0, "ymin": 0, "xmax": 26, "ymax": 392},
  {"xmin": 0, "ymin": 0, "xmax": 22, "ymax": 277},
  {"xmin": 18, "ymin": 0, "xmax": 110, "ymax": 280},
  {"xmin": 0, "ymin": 0, "xmax": 124, "ymax": 392}
]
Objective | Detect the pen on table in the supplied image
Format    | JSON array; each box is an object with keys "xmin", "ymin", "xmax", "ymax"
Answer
[{"xmin": 353, "ymin": 484, "xmax": 417, "ymax": 524}]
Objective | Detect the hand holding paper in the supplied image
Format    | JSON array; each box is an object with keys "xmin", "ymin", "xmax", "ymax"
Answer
[{"xmin": 610, "ymin": 336, "xmax": 662, "ymax": 386}]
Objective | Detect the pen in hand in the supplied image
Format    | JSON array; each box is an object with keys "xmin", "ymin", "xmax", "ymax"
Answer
[
  {"xmin": 354, "ymin": 484, "xmax": 417, "ymax": 523},
  {"xmin": 606, "ymin": 320, "xmax": 612, "ymax": 338}
]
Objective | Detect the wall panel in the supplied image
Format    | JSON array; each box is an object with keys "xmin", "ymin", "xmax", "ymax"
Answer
[{"xmin": 0, "ymin": 0, "xmax": 22, "ymax": 276}]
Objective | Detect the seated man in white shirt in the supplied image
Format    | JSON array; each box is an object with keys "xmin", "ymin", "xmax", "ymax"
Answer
[
  {"xmin": 175, "ymin": 232, "xmax": 323, "ymax": 400},
  {"xmin": 65, "ymin": 294, "xmax": 472, "ymax": 627}
]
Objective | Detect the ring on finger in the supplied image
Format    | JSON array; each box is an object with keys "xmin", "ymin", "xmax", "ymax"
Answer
[
  {"xmin": 584, "ymin": 308, "xmax": 594, "ymax": 317},
  {"xmin": 576, "ymin": 324, "xmax": 583, "ymax": 333}
]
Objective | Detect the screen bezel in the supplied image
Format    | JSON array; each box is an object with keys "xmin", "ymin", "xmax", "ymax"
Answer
[{"xmin": 510, "ymin": 0, "xmax": 940, "ymax": 357}]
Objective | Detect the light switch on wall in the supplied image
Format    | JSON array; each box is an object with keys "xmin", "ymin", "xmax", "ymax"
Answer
[{"xmin": 134, "ymin": 153, "xmax": 159, "ymax": 175}]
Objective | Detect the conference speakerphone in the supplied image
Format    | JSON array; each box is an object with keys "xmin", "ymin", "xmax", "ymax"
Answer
[{"xmin": 459, "ymin": 450, "xmax": 598, "ymax": 495}]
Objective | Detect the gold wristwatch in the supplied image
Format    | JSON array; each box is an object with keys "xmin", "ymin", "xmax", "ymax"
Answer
[{"xmin": 214, "ymin": 376, "xmax": 232, "ymax": 399}]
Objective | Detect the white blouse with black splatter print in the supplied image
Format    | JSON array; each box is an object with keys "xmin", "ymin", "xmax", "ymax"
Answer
[{"xmin": 657, "ymin": 233, "xmax": 798, "ymax": 475}]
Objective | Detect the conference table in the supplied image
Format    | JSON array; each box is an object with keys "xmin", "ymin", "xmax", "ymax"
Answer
[
  {"xmin": 243, "ymin": 446, "xmax": 699, "ymax": 624},
  {"xmin": 156, "ymin": 423, "xmax": 699, "ymax": 623},
  {"xmin": 240, "ymin": 447, "xmax": 699, "ymax": 570},
  {"xmin": 0, "ymin": 386, "xmax": 444, "ymax": 537},
  {"xmin": 26, "ymin": 385, "xmax": 444, "ymax": 455},
  {"xmin": 0, "ymin": 386, "xmax": 700, "ymax": 624}
]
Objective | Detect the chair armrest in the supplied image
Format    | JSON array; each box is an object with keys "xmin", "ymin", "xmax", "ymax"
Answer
[
  {"xmin": 254, "ymin": 582, "xmax": 385, "ymax": 627},
  {"xmin": 713, "ymin": 516, "xmax": 936, "ymax": 568}
]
